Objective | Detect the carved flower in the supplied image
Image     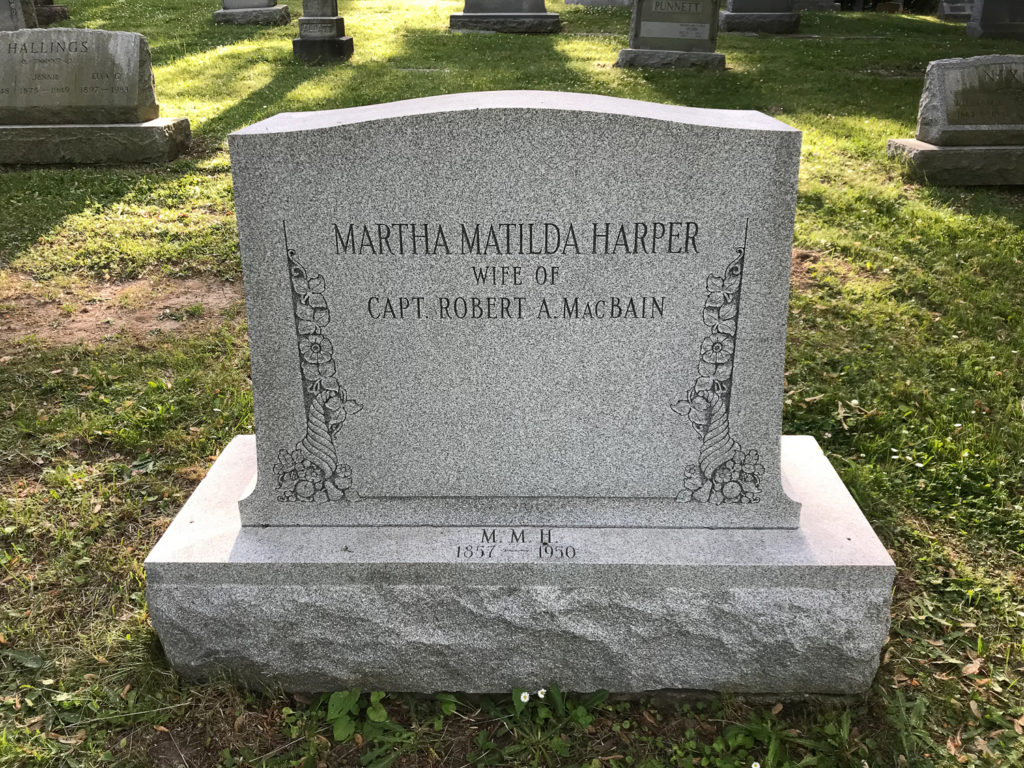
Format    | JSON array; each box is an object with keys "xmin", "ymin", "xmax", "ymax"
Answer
[
  {"xmin": 296, "ymin": 303, "xmax": 330, "ymax": 335},
  {"xmin": 682, "ymin": 464, "xmax": 705, "ymax": 491},
  {"xmin": 686, "ymin": 391, "xmax": 714, "ymax": 428},
  {"xmin": 299, "ymin": 334, "xmax": 333, "ymax": 364},
  {"xmin": 292, "ymin": 273, "xmax": 326, "ymax": 296},
  {"xmin": 302, "ymin": 360, "xmax": 336, "ymax": 382},
  {"xmin": 721, "ymin": 481, "xmax": 742, "ymax": 501},
  {"xmin": 700, "ymin": 333, "xmax": 734, "ymax": 365},
  {"xmin": 738, "ymin": 449, "xmax": 764, "ymax": 478}
]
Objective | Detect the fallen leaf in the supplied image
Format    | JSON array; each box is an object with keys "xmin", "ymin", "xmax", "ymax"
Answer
[
  {"xmin": 969, "ymin": 701, "xmax": 981, "ymax": 718},
  {"xmin": 771, "ymin": 702, "xmax": 783, "ymax": 715},
  {"xmin": 153, "ymin": 725, "xmax": 169, "ymax": 733},
  {"xmin": 963, "ymin": 660, "xmax": 983, "ymax": 675},
  {"xmin": 120, "ymin": 684, "xmax": 131, "ymax": 699}
]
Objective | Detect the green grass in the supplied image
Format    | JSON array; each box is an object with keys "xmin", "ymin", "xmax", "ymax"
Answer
[{"xmin": 2, "ymin": 2, "xmax": 1024, "ymax": 766}]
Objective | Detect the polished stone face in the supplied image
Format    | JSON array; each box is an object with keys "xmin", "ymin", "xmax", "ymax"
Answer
[
  {"xmin": 228, "ymin": 91, "xmax": 801, "ymax": 529},
  {"xmin": 0, "ymin": 29, "xmax": 159, "ymax": 125},
  {"xmin": 627, "ymin": 0, "xmax": 720, "ymax": 52},
  {"xmin": 916, "ymin": 55, "xmax": 1024, "ymax": 146}
]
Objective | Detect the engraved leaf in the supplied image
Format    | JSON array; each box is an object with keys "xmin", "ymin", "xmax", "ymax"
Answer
[
  {"xmin": 343, "ymin": 399, "xmax": 363, "ymax": 415},
  {"xmin": 718, "ymin": 300, "xmax": 738, "ymax": 321}
]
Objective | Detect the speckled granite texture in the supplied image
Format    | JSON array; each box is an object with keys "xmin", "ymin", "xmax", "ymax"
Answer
[
  {"xmin": 227, "ymin": 92, "xmax": 799, "ymax": 529},
  {"xmin": 0, "ymin": 29, "xmax": 159, "ymax": 124},
  {"xmin": 146, "ymin": 435, "xmax": 895, "ymax": 694},
  {"xmin": 0, "ymin": 118, "xmax": 191, "ymax": 164}
]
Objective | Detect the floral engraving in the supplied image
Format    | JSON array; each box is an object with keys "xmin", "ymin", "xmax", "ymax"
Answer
[
  {"xmin": 672, "ymin": 224, "xmax": 764, "ymax": 505},
  {"xmin": 274, "ymin": 223, "xmax": 362, "ymax": 502}
]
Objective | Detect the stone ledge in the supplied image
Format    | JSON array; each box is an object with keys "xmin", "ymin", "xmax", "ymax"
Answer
[
  {"xmin": 214, "ymin": 5, "xmax": 290, "ymax": 24},
  {"xmin": 145, "ymin": 435, "xmax": 894, "ymax": 694},
  {"xmin": 616, "ymin": 49, "xmax": 726, "ymax": 69},
  {"xmin": 719, "ymin": 11, "xmax": 800, "ymax": 34},
  {"xmin": 888, "ymin": 138, "xmax": 1024, "ymax": 186},
  {"xmin": 0, "ymin": 118, "xmax": 191, "ymax": 165},
  {"xmin": 293, "ymin": 35, "xmax": 354, "ymax": 62},
  {"xmin": 449, "ymin": 13, "xmax": 561, "ymax": 33}
]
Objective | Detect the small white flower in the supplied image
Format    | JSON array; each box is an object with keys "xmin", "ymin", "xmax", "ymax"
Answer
[
  {"xmin": 752, "ymin": 763, "xmax": 762, "ymax": 768},
  {"xmin": 914, "ymin": 462, "xmax": 923, "ymax": 468},
  {"xmin": 537, "ymin": 689, "xmax": 546, "ymax": 699},
  {"xmin": 954, "ymin": 423, "xmax": 962, "ymax": 428},
  {"xmin": 519, "ymin": 691, "xmax": 530, "ymax": 704},
  {"xmin": 850, "ymin": 399, "xmax": 859, "ymax": 406},
  {"xmin": 950, "ymin": 387, "xmax": 956, "ymax": 392}
]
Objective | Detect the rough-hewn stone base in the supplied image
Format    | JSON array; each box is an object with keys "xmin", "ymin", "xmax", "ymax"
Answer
[
  {"xmin": 449, "ymin": 12, "xmax": 561, "ymax": 32},
  {"xmin": 888, "ymin": 138, "xmax": 1024, "ymax": 186},
  {"xmin": 214, "ymin": 5, "xmax": 290, "ymax": 24},
  {"xmin": 565, "ymin": 0, "xmax": 630, "ymax": 6},
  {"xmin": 616, "ymin": 49, "xmax": 726, "ymax": 69},
  {"xmin": 0, "ymin": 118, "xmax": 191, "ymax": 165},
  {"xmin": 292, "ymin": 35, "xmax": 354, "ymax": 62},
  {"xmin": 146, "ymin": 435, "xmax": 894, "ymax": 694},
  {"xmin": 719, "ymin": 11, "xmax": 800, "ymax": 33}
]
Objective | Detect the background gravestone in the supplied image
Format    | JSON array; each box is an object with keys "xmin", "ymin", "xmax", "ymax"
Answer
[
  {"xmin": 146, "ymin": 91, "xmax": 894, "ymax": 695},
  {"xmin": 617, "ymin": 0, "xmax": 725, "ymax": 68},
  {"xmin": 967, "ymin": 0, "xmax": 1024, "ymax": 38},
  {"xmin": 214, "ymin": 0, "xmax": 290, "ymax": 26},
  {"xmin": 450, "ymin": 0, "xmax": 561, "ymax": 33},
  {"xmin": 293, "ymin": 0, "xmax": 352, "ymax": 62},
  {"xmin": 719, "ymin": 0, "xmax": 800, "ymax": 34},
  {"xmin": 2, "ymin": 0, "xmax": 26, "ymax": 30},
  {"xmin": 34, "ymin": 0, "xmax": 69, "ymax": 26},
  {"xmin": 0, "ymin": 29, "xmax": 190, "ymax": 163},
  {"xmin": 937, "ymin": 0, "xmax": 974, "ymax": 22},
  {"xmin": 888, "ymin": 55, "xmax": 1024, "ymax": 185}
]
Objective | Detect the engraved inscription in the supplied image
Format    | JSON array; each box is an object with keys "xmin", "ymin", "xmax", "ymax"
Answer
[
  {"xmin": 453, "ymin": 529, "xmax": 577, "ymax": 560},
  {"xmin": 945, "ymin": 64, "xmax": 1024, "ymax": 126}
]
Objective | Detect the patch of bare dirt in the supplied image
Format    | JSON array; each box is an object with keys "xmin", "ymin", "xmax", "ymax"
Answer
[
  {"xmin": 790, "ymin": 249, "xmax": 819, "ymax": 291},
  {"xmin": 0, "ymin": 274, "xmax": 244, "ymax": 347}
]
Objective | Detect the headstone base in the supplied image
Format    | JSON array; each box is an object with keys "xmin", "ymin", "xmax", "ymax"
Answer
[
  {"xmin": 616, "ymin": 49, "xmax": 726, "ymax": 69},
  {"xmin": 449, "ymin": 12, "xmax": 561, "ymax": 32},
  {"xmin": 565, "ymin": 0, "xmax": 630, "ymax": 6},
  {"xmin": 888, "ymin": 138, "xmax": 1024, "ymax": 185},
  {"xmin": 0, "ymin": 118, "xmax": 191, "ymax": 165},
  {"xmin": 214, "ymin": 5, "xmax": 290, "ymax": 24},
  {"xmin": 146, "ymin": 435, "xmax": 894, "ymax": 695},
  {"xmin": 292, "ymin": 35, "xmax": 354, "ymax": 62},
  {"xmin": 33, "ymin": 4, "xmax": 67, "ymax": 24},
  {"xmin": 967, "ymin": 19, "xmax": 1024, "ymax": 39},
  {"xmin": 719, "ymin": 11, "xmax": 800, "ymax": 33}
]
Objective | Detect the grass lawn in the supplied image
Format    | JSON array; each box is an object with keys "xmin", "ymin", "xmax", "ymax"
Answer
[{"xmin": 2, "ymin": 1, "xmax": 1024, "ymax": 766}]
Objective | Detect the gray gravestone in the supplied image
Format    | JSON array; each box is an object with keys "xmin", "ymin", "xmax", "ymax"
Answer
[
  {"xmin": 719, "ymin": 0, "xmax": 800, "ymax": 34},
  {"xmin": 937, "ymin": 0, "xmax": 974, "ymax": 22},
  {"xmin": 145, "ymin": 91, "xmax": 894, "ymax": 694},
  {"xmin": 1, "ymin": 0, "xmax": 25, "ymax": 30},
  {"xmin": 967, "ymin": 0, "xmax": 1024, "ymax": 38},
  {"xmin": 888, "ymin": 56, "xmax": 1024, "ymax": 185},
  {"xmin": 293, "ymin": 0, "xmax": 352, "ymax": 62},
  {"xmin": 618, "ymin": 0, "xmax": 725, "ymax": 68},
  {"xmin": 214, "ymin": 0, "xmax": 289, "ymax": 26},
  {"xmin": 0, "ymin": 29, "xmax": 190, "ymax": 163},
  {"xmin": 450, "ymin": 0, "xmax": 560, "ymax": 33}
]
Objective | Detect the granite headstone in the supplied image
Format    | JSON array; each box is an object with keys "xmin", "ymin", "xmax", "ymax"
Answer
[
  {"xmin": 937, "ymin": 0, "xmax": 974, "ymax": 22},
  {"xmin": 450, "ymin": 0, "xmax": 561, "ymax": 33},
  {"xmin": 719, "ymin": 0, "xmax": 800, "ymax": 34},
  {"xmin": 618, "ymin": 0, "xmax": 725, "ymax": 68},
  {"xmin": 0, "ymin": 29, "xmax": 190, "ymax": 163},
  {"xmin": 1, "ymin": 0, "xmax": 25, "ymax": 30},
  {"xmin": 146, "ymin": 91, "xmax": 894, "ymax": 694},
  {"xmin": 888, "ymin": 56, "xmax": 1024, "ymax": 185},
  {"xmin": 967, "ymin": 0, "xmax": 1024, "ymax": 39},
  {"xmin": 214, "ymin": 0, "xmax": 290, "ymax": 26},
  {"xmin": 293, "ymin": 0, "xmax": 353, "ymax": 62}
]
